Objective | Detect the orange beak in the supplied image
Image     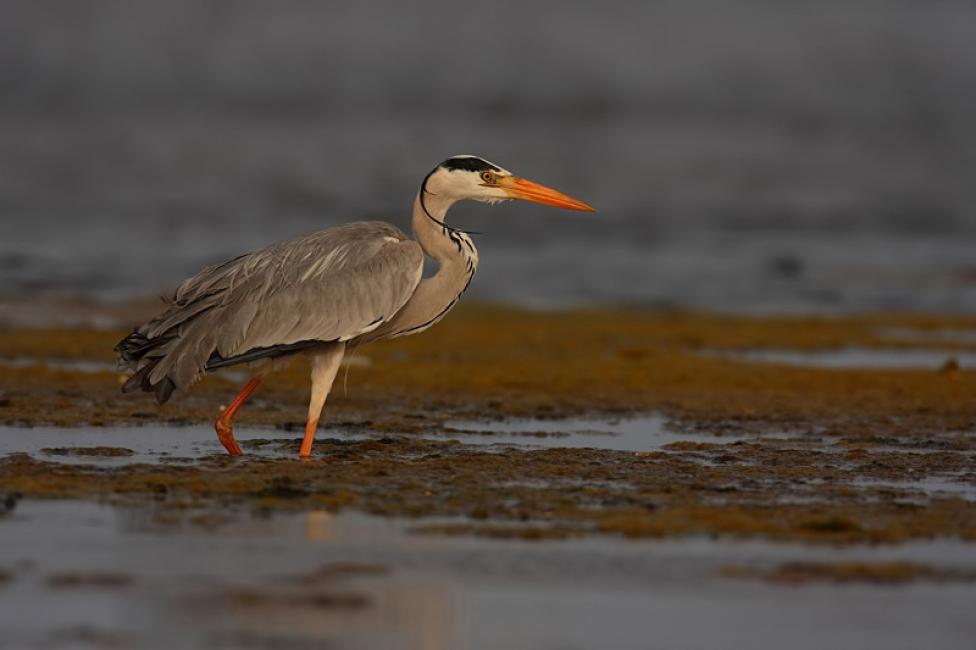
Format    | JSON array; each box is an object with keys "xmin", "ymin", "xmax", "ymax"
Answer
[{"xmin": 498, "ymin": 176, "xmax": 596, "ymax": 212}]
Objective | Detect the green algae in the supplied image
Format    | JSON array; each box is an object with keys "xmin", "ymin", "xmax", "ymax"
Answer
[
  {"xmin": 2, "ymin": 305, "xmax": 976, "ymax": 434},
  {"xmin": 1, "ymin": 434, "xmax": 974, "ymax": 544},
  {"xmin": 2, "ymin": 303, "xmax": 976, "ymax": 545},
  {"xmin": 41, "ymin": 446, "xmax": 135, "ymax": 457},
  {"xmin": 721, "ymin": 561, "xmax": 976, "ymax": 585}
]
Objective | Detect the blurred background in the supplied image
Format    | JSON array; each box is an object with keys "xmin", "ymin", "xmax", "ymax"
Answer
[{"xmin": 1, "ymin": 0, "xmax": 975, "ymax": 313}]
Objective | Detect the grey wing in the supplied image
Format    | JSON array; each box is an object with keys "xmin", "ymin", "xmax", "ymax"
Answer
[{"xmin": 117, "ymin": 221, "xmax": 423, "ymax": 402}]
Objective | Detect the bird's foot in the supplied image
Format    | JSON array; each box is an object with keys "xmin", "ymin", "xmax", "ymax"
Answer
[{"xmin": 214, "ymin": 418, "xmax": 243, "ymax": 456}]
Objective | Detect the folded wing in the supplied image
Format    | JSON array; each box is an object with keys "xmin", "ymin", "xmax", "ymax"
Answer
[{"xmin": 116, "ymin": 221, "xmax": 424, "ymax": 403}]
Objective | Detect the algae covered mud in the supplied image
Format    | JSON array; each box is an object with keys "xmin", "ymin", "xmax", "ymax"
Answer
[{"xmin": 2, "ymin": 301, "xmax": 976, "ymax": 648}]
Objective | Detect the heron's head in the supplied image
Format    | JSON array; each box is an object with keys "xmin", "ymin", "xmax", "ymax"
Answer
[{"xmin": 424, "ymin": 155, "xmax": 595, "ymax": 212}]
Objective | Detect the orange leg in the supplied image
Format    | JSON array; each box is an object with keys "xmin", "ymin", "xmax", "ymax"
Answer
[
  {"xmin": 300, "ymin": 417, "xmax": 319, "ymax": 458},
  {"xmin": 214, "ymin": 375, "xmax": 263, "ymax": 456}
]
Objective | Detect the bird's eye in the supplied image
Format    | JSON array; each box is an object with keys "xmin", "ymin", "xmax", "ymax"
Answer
[{"xmin": 480, "ymin": 171, "xmax": 495, "ymax": 184}]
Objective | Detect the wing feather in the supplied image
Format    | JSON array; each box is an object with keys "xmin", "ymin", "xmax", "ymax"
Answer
[{"xmin": 122, "ymin": 221, "xmax": 424, "ymax": 399}]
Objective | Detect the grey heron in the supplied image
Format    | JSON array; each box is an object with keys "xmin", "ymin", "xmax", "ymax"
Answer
[{"xmin": 116, "ymin": 155, "xmax": 595, "ymax": 457}]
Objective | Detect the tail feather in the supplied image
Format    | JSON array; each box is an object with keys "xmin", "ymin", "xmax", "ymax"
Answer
[
  {"xmin": 115, "ymin": 330, "xmax": 187, "ymax": 405},
  {"xmin": 154, "ymin": 376, "xmax": 176, "ymax": 404},
  {"xmin": 147, "ymin": 320, "xmax": 217, "ymax": 391},
  {"xmin": 116, "ymin": 332, "xmax": 174, "ymax": 363},
  {"xmin": 116, "ymin": 256, "xmax": 250, "ymax": 404},
  {"xmin": 120, "ymin": 361, "xmax": 154, "ymax": 393}
]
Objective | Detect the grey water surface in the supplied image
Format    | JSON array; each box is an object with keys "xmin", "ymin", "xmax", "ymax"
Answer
[
  {"xmin": 1, "ymin": 1, "xmax": 975, "ymax": 313},
  {"xmin": 1, "ymin": 500, "xmax": 975, "ymax": 650}
]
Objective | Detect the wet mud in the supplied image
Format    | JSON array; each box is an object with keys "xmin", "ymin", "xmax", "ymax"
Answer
[
  {"xmin": 3, "ymin": 305, "xmax": 976, "ymax": 429},
  {"xmin": 2, "ymin": 303, "xmax": 976, "ymax": 647},
  {"xmin": 10, "ymin": 430, "xmax": 973, "ymax": 545},
  {"xmin": 720, "ymin": 561, "xmax": 976, "ymax": 585},
  {"xmin": 1, "ymin": 304, "xmax": 975, "ymax": 545}
]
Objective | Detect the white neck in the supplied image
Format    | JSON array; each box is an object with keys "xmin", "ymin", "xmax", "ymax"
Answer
[
  {"xmin": 369, "ymin": 189, "xmax": 479, "ymax": 339},
  {"xmin": 412, "ymin": 190, "xmax": 479, "ymax": 270}
]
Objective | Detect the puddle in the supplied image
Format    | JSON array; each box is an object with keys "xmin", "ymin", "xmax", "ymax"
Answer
[
  {"xmin": 0, "ymin": 425, "xmax": 300, "ymax": 465},
  {"xmin": 0, "ymin": 357, "xmax": 117, "ymax": 373},
  {"xmin": 441, "ymin": 415, "xmax": 749, "ymax": 452},
  {"xmin": 0, "ymin": 416, "xmax": 760, "ymax": 463},
  {"xmin": 853, "ymin": 476, "xmax": 976, "ymax": 503},
  {"xmin": 878, "ymin": 327, "xmax": 976, "ymax": 345},
  {"xmin": 1, "ymin": 499, "xmax": 974, "ymax": 650},
  {"xmin": 708, "ymin": 348, "xmax": 976, "ymax": 369}
]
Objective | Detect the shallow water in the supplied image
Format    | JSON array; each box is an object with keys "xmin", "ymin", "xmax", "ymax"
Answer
[
  {"xmin": 0, "ymin": 424, "xmax": 296, "ymax": 465},
  {"xmin": 709, "ymin": 347, "xmax": 976, "ymax": 369},
  {"xmin": 852, "ymin": 477, "xmax": 976, "ymax": 503},
  {"xmin": 0, "ymin": 357, "xmax": 117, "ymax": 373},
  {"xmin": 0, "ymin": 416, "xmax": 725, "ymax": 463},
  {"xmin": 3, "ymin": 419, "xmax": 976, "ymax": 648},
  {"xmin": 6, "ymin": 420, "xmax": 975, "ymax": 513},
  {"xmin": 879, "ymin": 328, "xmax": 976, "ymax": 345},
  {"xmin": 4, "ymin": 1, "xmax": 976, "ymax": 314},
  {"xmin": 1, "ymin": 500, "xmax": 975, "ymax": 650},
  {"xmin": 443, "ymin": 415, "xmax": 749, "ymax": 452}
]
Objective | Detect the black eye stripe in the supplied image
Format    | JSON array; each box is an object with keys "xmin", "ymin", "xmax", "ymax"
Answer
[{"xmin": 441, "ymin": 157, "xmax": 501, "ymax": 173}]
